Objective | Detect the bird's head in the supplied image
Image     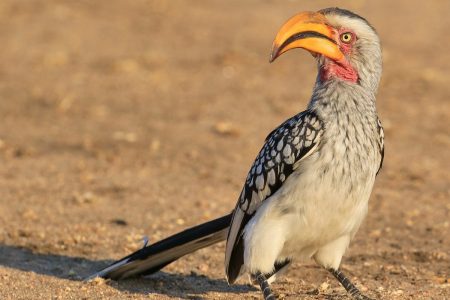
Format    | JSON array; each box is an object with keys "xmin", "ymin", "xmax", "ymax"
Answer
[{"xmin": 270, "ymin": 8, "xmax": 382, "ymax": 93}]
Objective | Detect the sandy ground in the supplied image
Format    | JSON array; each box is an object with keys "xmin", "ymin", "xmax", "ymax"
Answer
[{"xmin": 0, "ymin": 0, "xmax": 449, "ymax": 299}]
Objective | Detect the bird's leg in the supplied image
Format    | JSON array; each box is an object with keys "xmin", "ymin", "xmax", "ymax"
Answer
[
  {"xmin": 254, "ymin": 271, "xmax": 276, "ymax": 300},
  {"xmin": 328, "ymin": 268, "xmax": 373, "ymax": 300},
  {"xmin": 251, "ymin": 259, "xmax": 291, "ymax": 285}
]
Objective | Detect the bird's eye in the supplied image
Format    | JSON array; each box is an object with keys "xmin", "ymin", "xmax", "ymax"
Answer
[{"xmin": 340, "ymin": 32, "xmax": 353, "ymax": 43}]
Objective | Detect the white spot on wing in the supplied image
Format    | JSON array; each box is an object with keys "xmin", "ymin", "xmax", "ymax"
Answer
[
  {"xmin": 284, "ymin": 154, "xmax": 295, "ymax": 164},
  {"xmin": 267, "ymin": 169, "xmax": 276, "ymax": 185},
  {"xmin": 275, "ymin": 153, "xmax": 281, "ymax": 163},
  {"xmin": 300, "ymin": 127, "xmax": 305, "ymax": 135},
  {"xmin": 255, "ymin": 174, "xmax": 264, "ymax": 190},
  {"xmin": 256, "ymin": 164, "xmax": 262, "ymax": 174},
  {"xmin": 277, "ymin": 140, "xmax": 284, "ymax": 151},
  {"xmin": 283, "ymin": 145, "xmax": 291, "ymax": 157},
  {"xmin": 305, "ymin": 140, "xmax": 312, "ymax": 147}
]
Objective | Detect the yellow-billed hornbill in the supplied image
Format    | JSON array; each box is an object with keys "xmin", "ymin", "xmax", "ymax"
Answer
[{"xmin": 89, "ymin": 7, "xmax": 384, "ymax": 300}]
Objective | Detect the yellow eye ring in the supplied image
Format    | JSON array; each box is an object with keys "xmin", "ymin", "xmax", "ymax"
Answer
[{"xmin": 340, "ymin": 32, "xmax": 353, "ymax": 43}]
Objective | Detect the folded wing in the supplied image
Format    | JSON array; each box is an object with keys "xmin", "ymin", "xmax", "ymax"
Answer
[{"xmin": 225, "ymin": 110, "xmax": 324, "ymax": 283}]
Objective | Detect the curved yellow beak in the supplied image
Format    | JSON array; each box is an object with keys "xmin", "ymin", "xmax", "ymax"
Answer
[{"xmin": 270, "ymin": 12, "xmax": 344, "ymax": 62}]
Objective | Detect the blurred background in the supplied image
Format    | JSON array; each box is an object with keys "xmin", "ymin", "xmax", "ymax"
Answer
[{"xmin": 0, "ymin": 0, "xmax": 448, "ymax": 299}]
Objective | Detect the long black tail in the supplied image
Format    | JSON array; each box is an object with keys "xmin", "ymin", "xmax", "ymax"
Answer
[{"xmin": 87, "ymin": 213, "xmax": 232, "ymax": 280}]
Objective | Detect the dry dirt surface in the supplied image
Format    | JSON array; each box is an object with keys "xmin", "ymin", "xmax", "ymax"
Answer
[{"xmin": 0, "ymin": 0, "xmax": 449, "ymax": 299}]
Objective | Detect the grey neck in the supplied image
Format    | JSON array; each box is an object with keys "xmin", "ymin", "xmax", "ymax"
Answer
[{"xmin": 308, "ymin": 79, "xmax": 377, "ymax": 119}]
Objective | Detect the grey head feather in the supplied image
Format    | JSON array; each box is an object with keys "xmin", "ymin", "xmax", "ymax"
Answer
[{"xmin": 319, "ymin": 8, "xmax": 383, "ymax": 94}]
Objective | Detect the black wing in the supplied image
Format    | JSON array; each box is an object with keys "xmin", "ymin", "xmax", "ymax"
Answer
[{"xmin": 225, "ymin": 110, "xmax": 323, "ymax": 282}]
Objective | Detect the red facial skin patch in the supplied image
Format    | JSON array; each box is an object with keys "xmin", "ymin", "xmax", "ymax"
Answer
[{"xmin": 320, "ymin": 29, "xmax": 359, "ymax": 83}]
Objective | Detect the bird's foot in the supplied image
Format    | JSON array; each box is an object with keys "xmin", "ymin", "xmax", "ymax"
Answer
[
  {"xmin": 327, "ymin": 268, "xmax": 374, "ymax": 300},
  {"xmin": 254, "ymin": 271, "xmax": 277, "ymax": 300}
]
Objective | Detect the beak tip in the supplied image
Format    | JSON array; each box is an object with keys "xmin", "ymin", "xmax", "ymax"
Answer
[{"xmin": 269, "ymin": 47, "xmax": 279, "ymax": 63}]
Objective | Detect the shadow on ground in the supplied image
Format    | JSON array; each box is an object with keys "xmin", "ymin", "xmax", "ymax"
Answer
[
  {"xmin": 114, "ymin": 272, "xmax": 257, "ymax": 299},
  {"xmin": 0, "ymin": 245, "xmax": 255, "ymax": 298},
  {"xmin": 0, "ymin": 244, "xmax": 109, "ymax": 279}
]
